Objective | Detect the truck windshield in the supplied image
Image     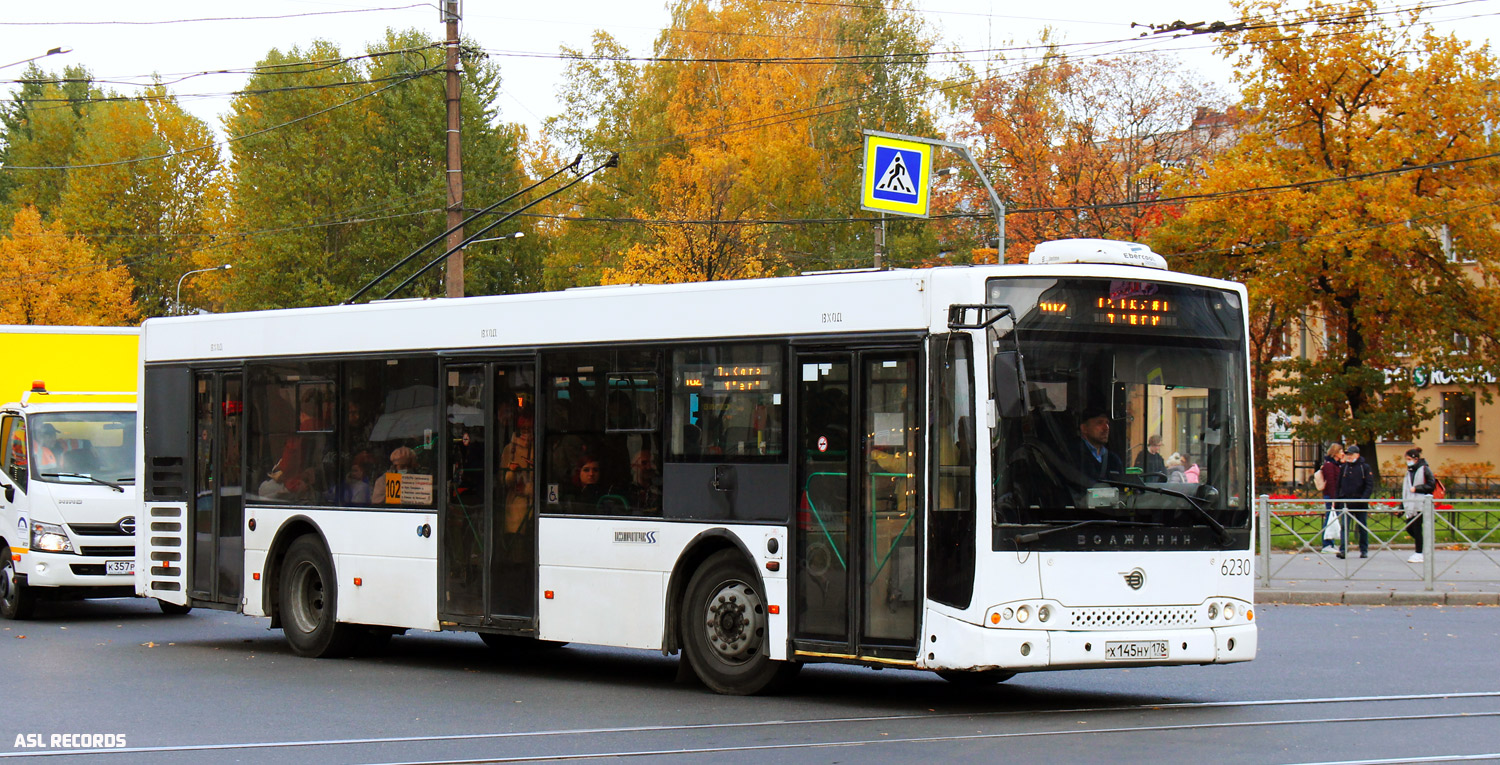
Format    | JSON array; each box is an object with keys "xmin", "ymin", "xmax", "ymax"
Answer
[
  {"xmin": 30, "ymin": 412, "xmax": 137, "ymax": 486},
  {"xmin": 988, "ymin": 277, "xmax": 1251, "ymax": 551}
]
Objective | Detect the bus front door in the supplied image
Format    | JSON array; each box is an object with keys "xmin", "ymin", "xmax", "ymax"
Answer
[
  {"xmin": 441, "ymin": 361, "xmax": 537, "ymax": 630},
  {"xmin": 189, "ymin": 371, "xmax": 244, "ymax": 607},
  {"xmin": 793, "ymin": 349, "xmax": 920, "ymax": 661}
]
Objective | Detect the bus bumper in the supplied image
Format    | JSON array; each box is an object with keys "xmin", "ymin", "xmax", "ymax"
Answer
[{"xmin": 923, "ymin": 610, "xmax": 1257, "ymax": 671}]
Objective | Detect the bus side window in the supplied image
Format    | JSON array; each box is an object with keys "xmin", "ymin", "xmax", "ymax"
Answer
[{"xmin": 2, "ymin": 415, "xmax": 28, "ymax": 492}]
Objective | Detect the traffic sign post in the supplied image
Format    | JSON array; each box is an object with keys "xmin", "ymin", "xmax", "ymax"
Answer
[
  {"xmin": 860, "ymin": 130, "xmax": 1007, "ymax": 257},
  {"xmin": 862, "ymin": 134, "xmax": 933, "ymax": 217}
]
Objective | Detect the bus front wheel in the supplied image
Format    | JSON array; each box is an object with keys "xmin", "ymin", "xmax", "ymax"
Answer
[
  {"xmin": 279, "ymin": 536, "xmax": 357, "ymax": 658},
  {"xmin": 937, "ymin": 669, "xmax": 1016, "ymax": 687},
  {"xmin": 681, "ymin": 550, "xmax": 799, "ymax": 695},
  {"xmin": 0, "ymin": 544, "xmax": 35, "ymax": 620}
]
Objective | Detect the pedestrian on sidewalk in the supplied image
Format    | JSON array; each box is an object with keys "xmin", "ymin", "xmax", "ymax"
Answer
[
  {"xmin": 1400, "ymin": 447, "xmax": 1438, "ymax": 564},
  {"xmin": 1316, "ymin": 443, "xmax": 1344, "ymax": 553},
  {"xmin": 1336, "ymin": 444, "xmax": 1376, "ymax": 559}
]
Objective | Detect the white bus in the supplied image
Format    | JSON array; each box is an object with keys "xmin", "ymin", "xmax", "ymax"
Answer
[{"xmin": 135, "ymin": 239, "xmax": 1255, "ymax": 694}]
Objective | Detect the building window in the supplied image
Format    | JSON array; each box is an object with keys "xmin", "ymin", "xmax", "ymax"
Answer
[{"xmin": 1442, "ymin": 392, "xmax": 1476, "ymax": 443}]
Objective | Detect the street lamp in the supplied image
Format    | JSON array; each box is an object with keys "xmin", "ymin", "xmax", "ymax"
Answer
[
  {"xmin": 175, "ymin": 264, "xmax": 232, "ymax": 315},
  {"xmin": 466, "ymin": 231, "xmax": 525, "ymax": 245},
  {"xmin": 1, "ymin": 47, "xmax": 72, "ymax": 72}
]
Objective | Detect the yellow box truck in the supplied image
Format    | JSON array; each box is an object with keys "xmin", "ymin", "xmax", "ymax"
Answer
[{"xmin": 0, "ymin": 326, "xmax": 143, "ymax": 619}]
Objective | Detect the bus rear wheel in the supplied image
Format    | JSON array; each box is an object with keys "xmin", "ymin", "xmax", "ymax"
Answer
[
  {"xmin": 681, "ymin": 550, "xmax": 799, "ymax": 695},
  {"xmin": 0, "ymin": 544, "xmax": 36, "ymax": 620},
  {"xmin": 279, "ymin": 536, "xmax": 357, "ymax": 658}
]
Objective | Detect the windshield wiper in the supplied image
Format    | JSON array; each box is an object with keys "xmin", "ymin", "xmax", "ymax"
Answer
[
  {"xmin": 1099, "ymin": 479, "xmax": 1233, "ymax": 545},
  {"xmin": 41, "ymin": 472, "xmax": 124, "ymax": 492},
  {"xmin": 1011, "ymin": 519, "xmax": 1163, "ymax": 544}
]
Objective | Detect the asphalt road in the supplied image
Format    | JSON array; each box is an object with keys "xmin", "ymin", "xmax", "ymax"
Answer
[{"xmin": 1, "ymin": 598, "xmax": 1498, "ymax": 764}]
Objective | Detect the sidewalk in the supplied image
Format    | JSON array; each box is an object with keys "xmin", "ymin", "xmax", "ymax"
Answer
[{"xmin": 1256, "ymin": 547, "xmax": 1500, "ymax": 605}]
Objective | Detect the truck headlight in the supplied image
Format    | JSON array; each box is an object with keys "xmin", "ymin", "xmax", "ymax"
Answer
[{"xmin": 31, "ymin": 521, "xmax": 74, "ymax": 553}]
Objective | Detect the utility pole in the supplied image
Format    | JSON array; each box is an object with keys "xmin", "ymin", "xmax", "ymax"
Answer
[
  {"xmin": 874, "ymin": 214, "xmax": 885, "ymax": 269},
  {"xmin": 442, "ymin": 0, "xmax": 464, "ymax": 298}
]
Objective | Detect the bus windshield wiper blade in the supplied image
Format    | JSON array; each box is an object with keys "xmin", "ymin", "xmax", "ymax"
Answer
[
  {"xmin": 41, "ymin": 472, "xmax": 124, "ymax": 492},
  {"xmin": 1099, "ymin": 479, "xmax": 1233, "ymax": 545},
  {"xmin": 1013, "ymin": 519, "xmax": 1162, "ymax": 544}
]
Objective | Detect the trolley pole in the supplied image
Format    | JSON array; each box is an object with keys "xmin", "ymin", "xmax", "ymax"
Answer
[{"xmin": 442, "ymin": 0, "xmax": 464, "ymax": 298}]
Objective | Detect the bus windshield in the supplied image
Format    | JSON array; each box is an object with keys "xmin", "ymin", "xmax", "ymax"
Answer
[
  {"xmin": 987, "ymin": 277, "xmax": 1250, "ymax": 551},
  {"xmin": 30, "ymin": 411, "xmax": 137, "ymax": 486}
]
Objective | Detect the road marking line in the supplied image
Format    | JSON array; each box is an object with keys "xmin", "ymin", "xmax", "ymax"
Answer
[{"xmin": 4, "ymin": 691, "xmax": 1498, "ymax": 759}]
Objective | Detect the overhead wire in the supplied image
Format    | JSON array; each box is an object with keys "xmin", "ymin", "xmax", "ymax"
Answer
[
  {"xmin": 0, "ymin": 67, "xmax": 441, "ymax": 171},
  {"xmin": 0, "ymin": 4, "xmax": 432, "ymax": 27}
]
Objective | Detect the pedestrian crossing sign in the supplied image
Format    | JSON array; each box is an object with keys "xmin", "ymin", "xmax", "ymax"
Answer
[{"xmin": 862, "ymin": 133, "xmax": 932, "ymax": 217}]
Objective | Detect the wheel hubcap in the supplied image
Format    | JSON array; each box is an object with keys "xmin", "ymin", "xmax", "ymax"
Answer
[
  {"xmin": 703, "ymin": 581, "xmax": 765, "ymax": 664},
  {"xmin": 289, "ymin": 562, "xmax": 326, "ymax": 634}
]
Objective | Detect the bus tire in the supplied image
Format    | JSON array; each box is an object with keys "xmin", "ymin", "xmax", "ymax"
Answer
[
  {"xmin": 681, "ymin": 549, "xmax": 799, "ymax": 695},
  {"xmin": 157, "ymin": 600, "xmax": 193, "ymax": 616},
  {"xmin": 937, "ymin": 669, "xmax": 1016, "ymax": 687},
  {"xmin": 279, "ymin": 535, "xmax": 357, "ymax": 658},
  {"xmin": 0, "ymin": 544, "xmax": 36, "ymax": 620}
]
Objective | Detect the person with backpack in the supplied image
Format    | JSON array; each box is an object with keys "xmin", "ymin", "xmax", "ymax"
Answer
[
  {"xmin": 1315, "ymin": 443, "xmax": 1344, "ymax": 553},
  {"xmin": 1335, "ymin": 444, "xmax": 1377, "ymax": 559},
  {"xmin": 1400, "ymin": 447, "xmax": 1439, "ymax": 564}
]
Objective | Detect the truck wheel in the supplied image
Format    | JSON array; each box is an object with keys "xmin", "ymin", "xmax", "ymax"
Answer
[
  {"xmin": 0, "ymin": 544, "xmax": 36, "ymax": 620},
  {"xmin": 279, "ymin": 536, "xmax": 356, "ymax": 657},
  {"xmin": 681, "ymin": 550, "xmax": 799, "ymax": 695}
]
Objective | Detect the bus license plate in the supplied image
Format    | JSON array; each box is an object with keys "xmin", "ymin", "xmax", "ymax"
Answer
[
  {"xmin": 105, "ymin": 560, "xmax": 135, "ymax": 576},
  {"xmin": 1104, "ymin": 640, "xmax": 1168, "ymax": 660}
]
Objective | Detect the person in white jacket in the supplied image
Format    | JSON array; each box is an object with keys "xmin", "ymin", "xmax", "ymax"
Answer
[{"xmin": 1400, "ymin": 447, "xmax": 1439, "ymax": 564}]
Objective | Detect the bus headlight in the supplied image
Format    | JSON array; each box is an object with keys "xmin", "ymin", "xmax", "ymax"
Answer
[
  {"xmin": 1037, "ymin": 605, "xmax": 1051, "ymax": 623},
  {"xmin": 32, "ymin": 521, "xmax": 74, "ymax": 553},
  {"xmin": 1016, "ymin": 605, "xmax": 1031, "ymax": 623},
  {"xmin": 1223, "ymin": 603, "xmax": 1236, "ymax": 621},
  {"xmin": 1207, "ymin": 603, "xmax": 1219, "ymax": 620}
]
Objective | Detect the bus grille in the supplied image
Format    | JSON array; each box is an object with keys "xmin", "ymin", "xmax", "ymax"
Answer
[
  {"xmin": 145, "ymin": 504, "xmax": 186, "ymax": 593},
  {"xmin": 1067, "ymin": 606, "xmax": 1199, "ymax": 629}
]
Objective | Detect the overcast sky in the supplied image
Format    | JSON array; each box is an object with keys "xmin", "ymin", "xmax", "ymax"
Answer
[{"xmin": 1, "ymin": 0, "xmax": 1496, "ymax": 144}]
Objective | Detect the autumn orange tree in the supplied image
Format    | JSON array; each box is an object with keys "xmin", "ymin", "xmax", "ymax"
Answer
[
  {"xmin": 953, "ymin": 47, "xmax": 1228, "ymax": 263},
  {"xmin": 0, "ymin": 206, "xmax": 138, "ymax": 325},
  {"xmin": 0, "ymin": 69, "xmax": 224, "ymax": 316},
  {"xmin": 1152, "ymin": 0, "xmax": 1500, "ymax": 481},
  {"xmin": 548, "ymin": 0, "xmax": 939, "ymax": 286}
]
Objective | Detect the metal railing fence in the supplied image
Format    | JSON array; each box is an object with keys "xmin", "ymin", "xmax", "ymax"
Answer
[{"xmin": 1256, "ymin": 495, "xmax": 1500, "ymax": 591}]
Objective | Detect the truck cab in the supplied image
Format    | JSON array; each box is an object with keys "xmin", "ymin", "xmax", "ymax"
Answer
[{"xmin": 0, "ymin": 386, "xmax": 142, "ymax": 619}]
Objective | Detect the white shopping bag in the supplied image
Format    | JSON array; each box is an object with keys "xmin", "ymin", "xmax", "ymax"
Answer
[{"xmin": 1323, "ymin": 510, "xmax": 1342, "ymax": 543}]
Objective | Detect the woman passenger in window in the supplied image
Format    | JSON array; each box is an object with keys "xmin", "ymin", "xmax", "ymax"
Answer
[
  {"xmin": 500, "ymin": 414, "xmax": 534, "ymax": 532},
  {"xmin": 566, "ymin": 457, "xmax": 606, "ymax": 512}
]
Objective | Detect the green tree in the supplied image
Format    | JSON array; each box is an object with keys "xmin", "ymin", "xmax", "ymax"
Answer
[
  {"xmin": 1152, "ymin": 0, "xmax": 1500, "ymax": 482},
  {"xmin": 54, "ymin": 85, "xmax": 224, "ymax": 316},
  {"xmin": 0, "ymin": 64, "xmax": 101, "ymax": 223},
  {"xmin": 222, "ymin": 29, "xmax": 534, "ymax": 310}
]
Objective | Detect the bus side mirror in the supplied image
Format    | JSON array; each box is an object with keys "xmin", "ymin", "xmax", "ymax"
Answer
[
  {"xmin": 2, "ymin": 483, "xmax": 13, "ymax": 503},
  {"xmin": 992, "ymin": 350, "xmax": 1027, "ymax": 419}
]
